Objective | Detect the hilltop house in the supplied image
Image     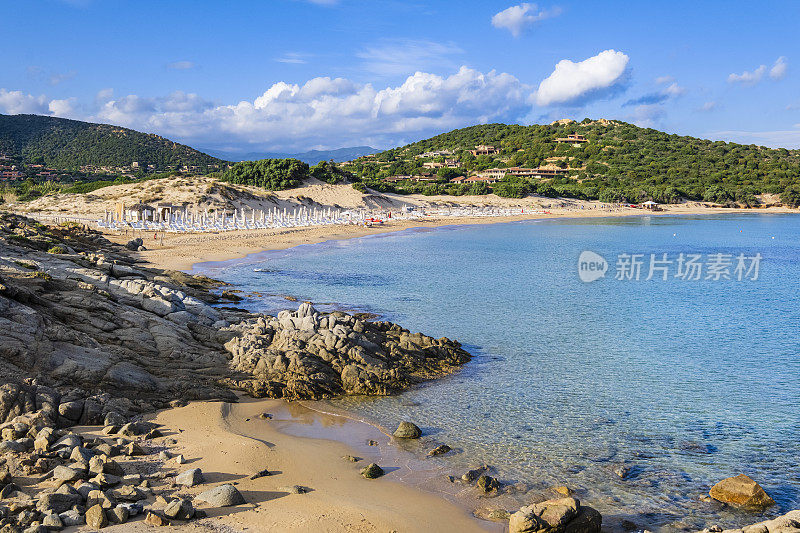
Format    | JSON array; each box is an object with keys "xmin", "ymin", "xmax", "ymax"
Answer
[
  {"xmin": 555, "ymin": 134, "xmax": 589, "ymax": 147},
  {"xmin": 469, "ymin": 145, "xmax": 499, "ymax": 156}
]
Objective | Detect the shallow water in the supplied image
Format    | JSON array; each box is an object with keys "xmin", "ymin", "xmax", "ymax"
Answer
[{"xmin": 196, "ymin": 214, "xmax": 800, "ymax": 530}]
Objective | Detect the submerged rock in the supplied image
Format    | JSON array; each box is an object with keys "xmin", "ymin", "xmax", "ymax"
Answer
[
  {"xmin": 393, "ymin": 421, "xmax": 422, "ymax": 439},
  {"xmin": 709, "ymin": 474, "xmax": 775, "ymax": 510}
]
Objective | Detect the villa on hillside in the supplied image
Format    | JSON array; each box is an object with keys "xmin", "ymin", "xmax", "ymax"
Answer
[
  {"xmin": 469, "ymin": 145, "xmax": 499, "ymax": 156},
  {"xmin": 555, "ymin": 134, "xmax": 589, "ymax": 147},
  {"xmin": 463, "ymin": 175, "xmax": 500, "ymax": 184},
  {"xmin": 422, "ymin": 161, "xmax": 444, "ymax": 169}
]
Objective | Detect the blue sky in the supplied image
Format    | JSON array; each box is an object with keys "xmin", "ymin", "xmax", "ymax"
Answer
[{"xmin": 2, "ymin": 0, "xmax": 798, "ymax": 152}]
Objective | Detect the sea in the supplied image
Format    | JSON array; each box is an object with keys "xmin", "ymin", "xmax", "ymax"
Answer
[{"xmin": 194, "ymin": 213, "xmax": 800, "ymax": 531}]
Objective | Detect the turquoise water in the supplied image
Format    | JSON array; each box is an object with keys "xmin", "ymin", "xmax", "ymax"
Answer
[{"xmin": 197, "ymin": 214, "xmax": 800, "ymax": 530}]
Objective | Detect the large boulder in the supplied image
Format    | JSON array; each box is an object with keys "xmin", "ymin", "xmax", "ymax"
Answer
[
  {"xmin": 509, "ymin": 497, "xmax": 601, "ymax": 533},
  {"xmin": 709, "ymin": 474, "xmax": 775, "ymax": 510},
  {"xmin": 196, "ymin": 484, "xmax": 245, "ymax": 507}
]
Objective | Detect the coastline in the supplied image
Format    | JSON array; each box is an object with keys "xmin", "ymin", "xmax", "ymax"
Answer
[
  {"xmin": 99, "ymin": 204, "xmax": 797, "ymax": 272},
  {"xmin": 127, "ymin": 397, "xmax": 502, "ymax": 533},
  {"xmin": 91, "ymin": 206, "xmax": 799, "ymax": 532}
]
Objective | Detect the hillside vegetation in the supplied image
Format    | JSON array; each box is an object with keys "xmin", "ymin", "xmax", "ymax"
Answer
[
  {"xmin": 0, "ymin": 114, "xmax": 222, "ymax": 170},
  {"xmin": 343, "ymin": 120, "xmax": 800, "ymax": 206},
  {"xmin": 221, "ymin": 159, "xmax": 354, "ymax": 189}
]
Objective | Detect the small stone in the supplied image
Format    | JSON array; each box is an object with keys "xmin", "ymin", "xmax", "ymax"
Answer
[
  {"xmin": 42, "ymin": 513, "xmax": 63, "ymax": 529},
  {"xmin": 158, "ymin": 450, "xmax": 171, "ymax": 461},
  {"xmin": 428, "ymin": 444, "xmax": 451, "ymax": 457},
  {"xmin": 462, "ymin": 465, "xmax": 488, "ymax": 483},
  {"xmin": 249, "ymin": 469, "xmax": 271, "ymax": 480},
  {"xmin": 58, "ymin": 509, "xmax": 84, "ymax": 527},
  {"xmin": 342, "ymin": 455, "xmax": 360, "ymax": 462},
  {"xmin": 175, "ymin": 468, "xmax": 204, "ymax": 487},
  {"xmin": 163, "ymin": 498, "xmax": 194, "ymax": 520},
  {"xmin": 145, "ymin": 511, "xmax": 169, "ymax": 526},
  {"xmin": 85, "ymin": 504, "xmax": 108, "ymax": 529},
  {"xmin": 360, "ymin": 463, "xmax": 384, "ymax": 479},
  {"xmin": 258, "ymin": 413, "xmax": 272, "ymax": 420},
  {"xmin": 392, "ymin": 421, "xmax": 422, "ymax": 439},
  {"xmin": 173, "ymin": 454, "xmax": 185, "ymax": 464},
  {"xmin": 279, "ymin": 485, "xmax": 308, "ymax": 494}
]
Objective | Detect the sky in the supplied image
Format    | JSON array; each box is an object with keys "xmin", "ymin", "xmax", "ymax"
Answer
[{"xmin": 1, "ymin": 0, "xmax": 799, "ymax": 153}]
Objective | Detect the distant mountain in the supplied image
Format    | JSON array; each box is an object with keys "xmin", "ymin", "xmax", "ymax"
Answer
[
  {"xmin": 205, "ymin": 146, "xmax": 380, "ymax": 165},
  {"xmin": 0, "ymin": 114, "xmax": 223, "ymax": 169}
]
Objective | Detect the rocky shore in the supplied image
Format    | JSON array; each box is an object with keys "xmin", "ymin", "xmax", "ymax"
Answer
[
  {"xmin": 0, "ymin": 213, "xmax": 796, "ymax": 532},
  {"xmin": 0, "ymin": 213, "xmax": 474, "ymax": 530}
]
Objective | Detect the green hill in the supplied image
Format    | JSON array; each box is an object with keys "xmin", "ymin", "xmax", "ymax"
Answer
[
  {"xmin": 0, "ymin": 114, "xmax": 223, "ymax": 170},
  {"xmin": 344, "ymin": 119, "xmax": 800, "ymax": 206}
]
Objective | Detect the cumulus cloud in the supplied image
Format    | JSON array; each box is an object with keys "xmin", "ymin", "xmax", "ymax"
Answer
[
  {"xmin": 535, "ymin": 49, "xmax": 629, "ymax": 106},
  {"xmin": 770, "ymin": 56, "xmax": 788, "ymax": 80},
  {"xmin": 357, "ymin": 39, "xmax": 463, "ymax": 76},
  {"xmin": 491, "ymin": 3, "xmax": 561, "ymax": 37},
  {"xmin": 728, "ymin": 57, "xmax": 788, "ymax": 84},
  {"xmin": 627, "ymin": 104, "xmax": 665, "ymax": 129},
  {"xmin": 0, "ymin": 89, "xmax": 49, "ymax": 114},
  {"xmin": 699, "ymin": 101, "xmax": 718, "ymax": 112},
  {"xmin": 79, "ymin": 67, "xmax": 532, "ymax": 151}
]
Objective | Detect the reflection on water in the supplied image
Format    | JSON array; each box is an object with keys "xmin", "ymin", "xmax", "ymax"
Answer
[{"xmin": 201, "ymin": 214, "xmax": 800, "ymax": 531}]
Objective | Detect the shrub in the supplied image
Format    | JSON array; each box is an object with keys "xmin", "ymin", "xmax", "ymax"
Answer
[{"xmin": 47, "ymin": 245, "xmax": 68, "ymax": 254}]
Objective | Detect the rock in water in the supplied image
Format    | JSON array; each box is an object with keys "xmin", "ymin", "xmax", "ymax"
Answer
[
  {"xmin": 196, "ymin": 484, "xmax": 245, "ymax": 507},
  {"xmin": 428, "ymin": 444, "xmax": 451, "ymax": 456},
  {"xmin": 85, "ymin": 504, "xmax": 108, "ymax": 529},
  {"xmin": 477, "ymin": 475, "xmax": 500, "ymax": 493},
  {"xmin": 361, "ymin": 463, "xmax": 384, "ymax": 479},
  {"xmin": 709, "ymin": 474, "xmax": 775, "ymax": 510},
  {"xmin": 508, "ymin": 497, "xmax": 602, "ymax": 533},
  {"xmin": 393, "ymin": 421, "xmax": 422, "ymax": 439}
]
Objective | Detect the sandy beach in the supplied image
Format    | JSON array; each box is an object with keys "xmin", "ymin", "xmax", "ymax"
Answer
[
  {"xmin": 86, "ymin": 398, "xmax": 501, "ymax": 533},
  {"xmin": 100, "ymin": 203, "xmax": 795, "ymax": 271}
]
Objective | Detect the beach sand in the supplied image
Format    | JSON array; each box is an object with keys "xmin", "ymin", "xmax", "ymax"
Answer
[
  {"xmin": 101, "ymin": 203, "xmax": 794, "ymax": 271},
  {"xmin": 93, "ymin": 398, "xmax": 500, "ymax": 532}
]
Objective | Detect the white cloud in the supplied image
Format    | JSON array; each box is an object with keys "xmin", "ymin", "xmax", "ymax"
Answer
[
  {"xmin": 728, "ymin": 57, "xmax": 788, "ymax": 84},
  {"xmin": 770, "ymin": 56, "xmax": 788, "ymax": 80},
  {"xmin": 357, "ymin": 40, "xmax": 463, "ymax": 76},
  {"xmin": 663, "ymin": 82, "xmax": 685, "ymax": 97},
  {"xmin": 655, "ymin": 75, "xmax": 674, "ymax": 84},
  {"xmin": 276, "ymin": 53, "xmax": 308, "ymax": 65},
  {"xmin": 48, "ymin": 98, "xmax": 78, "ymax": 118},
  {"xmin": 699, "ymin": 101, "xmax": 717, "ymax": 112},
  {"xmin": 0, "ymin": 89, "xmax": 49, "ymax": 114},
  {"xmin": 166, "ymin": 61, "xmax": 196, "ymax": 70},
  {"xmin": 491, "ymin": 3, "xmax": 561, "ymax": 37},
  {"xmin": 84, "ymin": 67, "xmax": 531, "ymax": 151},
  {"xmin": 535, "ymin": 49, "xmax": 629, "ymax": 106}
]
